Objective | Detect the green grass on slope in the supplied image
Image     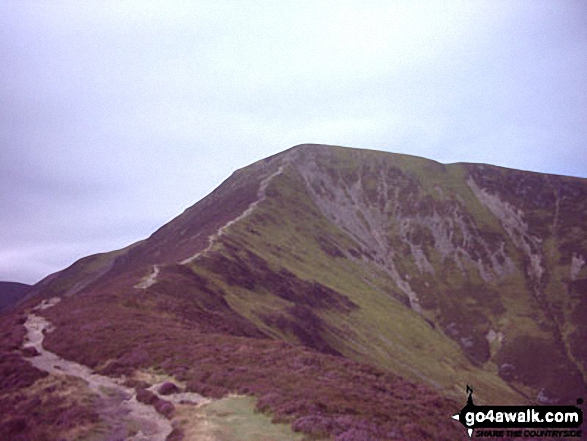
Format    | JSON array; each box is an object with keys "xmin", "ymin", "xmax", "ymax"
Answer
[
  {"xmin": 191, "ymin": 166, "xmax": 524, "ymax": 405},
  {"xmin": 185, "ymin": 395, "xmax": 306, "ymax": 441},
  {"xmin": 38, "ymin": 242, "xmax": 140, "ymax": 297}
]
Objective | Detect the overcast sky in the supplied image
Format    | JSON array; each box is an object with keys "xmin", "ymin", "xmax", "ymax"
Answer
[{"xmin": 1, "ymin": 1, "xmax": 586, "ymax": 284}]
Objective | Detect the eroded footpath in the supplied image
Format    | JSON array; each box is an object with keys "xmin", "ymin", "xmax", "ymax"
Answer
[
  {"xmin": 20, "ymin": 298, "xmax": 305, "ymax": 441},
  {"xmin": 22, "ymin": 298, "xmax": 174, "ymax": 441}
]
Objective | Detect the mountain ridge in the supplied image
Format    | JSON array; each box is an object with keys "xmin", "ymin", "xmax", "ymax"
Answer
[
  {"xmin": 23, "ymin": 144, "xmax": 587, "ymax": 400},
  {"xmin": 2, "ymin": 144, "xmax": 586, "ymax": 440}
]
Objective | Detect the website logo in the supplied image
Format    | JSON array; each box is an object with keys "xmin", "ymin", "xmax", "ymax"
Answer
[{"xmin": 452, "ymin": 385, "xmax": 583, "ymax": 438}]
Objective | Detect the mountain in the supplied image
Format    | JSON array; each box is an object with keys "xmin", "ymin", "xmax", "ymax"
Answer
[
  {"xmin": 0, "ymin": 281, "xmax": 31, "ymax": 313},
  {"xmin": 1, "ymin": 144, "xmax": 586, "ymax": 440}
]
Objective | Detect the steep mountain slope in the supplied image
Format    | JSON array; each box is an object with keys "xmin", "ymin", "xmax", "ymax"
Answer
[{"xmin": 2, "ymin": 144, "xmax": 586, "ymax": 440}]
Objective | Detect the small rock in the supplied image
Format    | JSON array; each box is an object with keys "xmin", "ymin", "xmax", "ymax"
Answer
[
  {"xmin": 21, "ymin": 346, "xmax": 40, "ymax": 357},
  {"xmin": 154, "ymin": 398, "xmax": 175, "ymax": 418},
  {"xmin": 158, "ymin": 381, "xmax": 180, "ymax": 395},
  {"xmin": 136, "ymin": 388, "xmax": 158, "ymax": 405}
]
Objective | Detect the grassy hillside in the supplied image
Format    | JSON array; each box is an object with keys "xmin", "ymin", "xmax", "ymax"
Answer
[
  {"xmin": 179, "ymin": 145, "xmax": 587, "ymax": 404},
  {"xmin": 3, "ymin": 144, "xmax": 586, "ymax": 440},
  {"xmin": 183, "ymin": 155, "xmax": 524, "ymax": 405}
]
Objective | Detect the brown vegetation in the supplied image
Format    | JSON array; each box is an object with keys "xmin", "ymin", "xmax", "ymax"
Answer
[
  {"xmin": 35, "ymin": 292, "xmax": 464, "ymax": 440},
  {"xmin": 0, "ymin": 312, "xmax": 100, "ymax": 440}
]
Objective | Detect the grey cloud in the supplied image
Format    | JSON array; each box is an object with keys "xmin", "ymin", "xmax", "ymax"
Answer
[{"xmin": 1, "ymin": 1, "xmax": 586, "ymax": 283}]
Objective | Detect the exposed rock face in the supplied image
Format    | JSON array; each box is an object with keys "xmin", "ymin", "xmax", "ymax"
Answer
[
  {"xmin": 252, "ymin": 145, "xmax": 586, "ymax": 402},
  {"xmin": 293, "ymin": 149, "xmax": 521, "ymax": 314},
  {"xmin": 283, "ymin": 147, "xmax": 586, "ymax": 402},
  {"xmin": 12, "ymin": 144, "xmax": 587, "ymax": 427}
]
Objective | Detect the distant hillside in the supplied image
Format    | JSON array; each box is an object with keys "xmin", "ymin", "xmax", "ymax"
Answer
[{"xmin": 0, "ymin": 282, "xmax": 31, "ymax": 313}]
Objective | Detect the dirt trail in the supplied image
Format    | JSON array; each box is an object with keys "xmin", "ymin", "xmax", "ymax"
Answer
[
  {"xmin": 134, "ymin": 264, "xmax": 161, "ymax": 289},
  {"xmin": 181, "ymin": 161, "xmax": 289, "ymax": 265},
  {"xmin": 136, "ymin": 158, "xmax": 291, "ymax": 288},
  {"xmin": 22, "ymin": 298, "xmax": 175, "ymax": 441}
]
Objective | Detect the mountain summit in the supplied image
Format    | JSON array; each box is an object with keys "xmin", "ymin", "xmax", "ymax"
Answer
[{"xmin": 2, "ymin": 144, "xmax": 586, "ymax": 440}]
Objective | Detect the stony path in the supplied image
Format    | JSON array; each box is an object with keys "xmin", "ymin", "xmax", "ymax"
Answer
[
  {"xmin": 181, "ymin": 161, "xmax": 289, "ymax": 265},
  {"xmin": 23, "ymin": 298, "xmax": 173, "ymax": 441},
  {"xmin": 138, "ymin": 157, "xmax": 291, "ymax": 289},
  {"xmin": 134, "ymin": 264, "xmax": 161, "ymax": 289}
]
